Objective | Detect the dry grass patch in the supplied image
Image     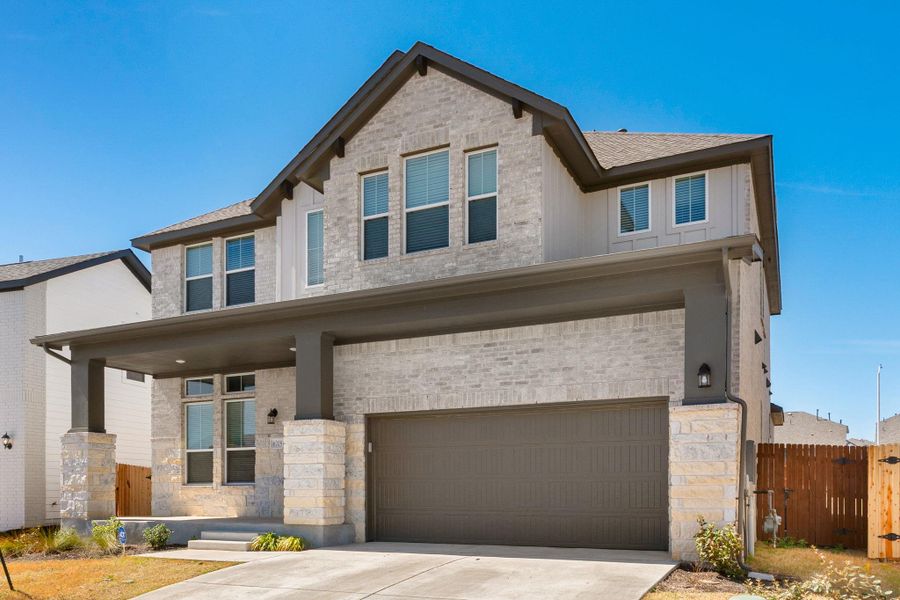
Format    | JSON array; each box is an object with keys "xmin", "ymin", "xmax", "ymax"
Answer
[
  {"xmin": 749, "ymin": 543, "xmax": 900, "ymax": 594},
  {"xmin": 0, "ymin": 556, "xmax": 236, "ymax": 600}
]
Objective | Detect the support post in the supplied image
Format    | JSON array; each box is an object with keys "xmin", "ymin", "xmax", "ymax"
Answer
[
  {"xmin": 683, "ymin": 284, "xmax": 728, "ymax": 404},
  {"xmin": 294, "ymin": 330, "xmax": 334, "ymax": 420},
  {"xmin": 70, "ymin": 356, "xmax": 106, "ymax": 433},
  {"xmin": 59, "ymin": 432, "xmax": 117, "ymax": 527}
]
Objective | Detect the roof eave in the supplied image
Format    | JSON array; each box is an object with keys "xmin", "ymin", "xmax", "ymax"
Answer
[
  {"xmin": 131, "ymin": 213, "xmax": 274, "ymax": 252},
  {"xmin": 0, "ymin": 250, "xmax": 151, "ymax": 293}
]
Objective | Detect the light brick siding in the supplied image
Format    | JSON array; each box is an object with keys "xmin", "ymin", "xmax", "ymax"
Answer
[
  {"xmin": 332, "ymin": 309, "xmax": 686, "ymax": 542},
  {"xmin": 669, "ymin": 404, "xmax": 740, "ymax": 561},
  {"xmin": 151, "ymin": 225, "xmax": 277, "ymax": 319},
  {"xmin": 151, "ymin": 368, "xmax": 294, "ymax": 517},
  {"xmin": 880, "ymin": 415, "xmax": 900, "ymax": 444},
  {"xmin": 289, "ymin": 66, "xmax": 544, "ymax": 298}
]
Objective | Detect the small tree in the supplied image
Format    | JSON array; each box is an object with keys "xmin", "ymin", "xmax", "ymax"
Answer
[{"xmin": 694, "ymin": 516, "xmax": 745, "ymax": 580}]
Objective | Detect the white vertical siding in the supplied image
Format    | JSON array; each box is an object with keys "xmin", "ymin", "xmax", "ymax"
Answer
[
  {"xmin": 542, "ymin": 140, "xmax": 587, "ymax": 261},
  {"xmin": 44, "ymin": 259, "xmax": 152, "ymax": 521},
  {"xmin": 277, "ymin": 182, "xmax": 325, "ymax": 301}
]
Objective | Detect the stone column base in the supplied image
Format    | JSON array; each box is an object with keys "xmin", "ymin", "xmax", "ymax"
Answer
[
  {"xmin": 60, "ymin": 432, "xmax": 117, "ymax": 521},
  {"xmin": 283, "ymin": 420, "xmax": 346, "ymax": 526},
  {"xmin": 669, "ymin": 404, "xmax": 740, "ymax": 561}
]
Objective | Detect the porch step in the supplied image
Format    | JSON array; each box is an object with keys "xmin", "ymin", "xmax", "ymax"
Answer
[
  {"xmin": 187, "ymin": 539, "xmax": 253, "ymax": 551},
  {"xmin": 199, "ymin": 530, "xmax": 259, "ymax": 542}
]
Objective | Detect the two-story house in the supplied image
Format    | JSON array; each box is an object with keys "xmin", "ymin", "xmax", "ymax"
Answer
[
  {"xmin": 0, "ymin": 250, "xmax": 151, "ymax": 532},
  {"xmin": 34, "ymin": 42, "xmax": 780, "ymax": 561}
]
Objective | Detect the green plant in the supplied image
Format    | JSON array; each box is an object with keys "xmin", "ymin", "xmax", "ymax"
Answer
[
  {"xmin": 142, "ymin": 524, "xmax": 172, "ymax": 550},
  {"xmin": 91, "ymin": 516, "xmax": 125, "ymax": 552},
  {"xmin": 250, "ymin": 532, "xmax": 279, "ymax": 551},
  {"xmin": 694, "ymin": 516, "xmax": 745, "ymax": 580},
  {"xmin": 52, "ymin": 527, "xmax": 85, "ymax": 552},
  {"xmin": 0, "ymin": 533, "xmax": 29, "ymax": 558},
  {"xmin": 775, "ymin": 535, "xmax": 809, "ymax": 549},
  {"xmin": 746, "ymin": 579, "xmax": 807, "ymax": 600},
  {"xmin": 804, "ymin": 548, "xmax": 892, "ymax": 599},
  {"xmin": 274, "ymin": 536, "xmax": 305, "ymax": 552}
]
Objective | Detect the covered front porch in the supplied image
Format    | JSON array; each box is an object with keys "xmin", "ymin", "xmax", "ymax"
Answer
[{"xmin": 33, "ymin": 236, "xmax": 757, "ymax": 550}]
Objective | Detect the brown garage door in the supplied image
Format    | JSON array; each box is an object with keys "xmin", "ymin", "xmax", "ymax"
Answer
[{"xmin": 367, "ymin": 400, "xmax": 668, "ymax": 550}]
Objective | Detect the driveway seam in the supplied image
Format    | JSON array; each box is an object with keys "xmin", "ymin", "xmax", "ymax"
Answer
[{"xmin": 358, "ymin": 555, "xmax": 471, "ymax": 599}]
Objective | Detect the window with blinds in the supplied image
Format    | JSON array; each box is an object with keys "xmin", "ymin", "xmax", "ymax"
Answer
[
  {"xmin": 225, "ymin": 399, "xmax": 256, "ymax": 484},
  {"xmin": 466, "ymin": 149, "xmax": 497, "ymax": 243},
  {"xmin": 405, "ymin": 150, "xmax": 449, "ymax": 253},
  {"xmin": 225, "ymin": 235, "xmax": 255, "ymax": 306},
  {"xmin": 185, "ymin": 243, "xmax": 213, "ymax": 312},
  {"xmin": 362, "ymin": 172, "xmax": 389, "ymax": 260},
  {"xmin": 619, "ymin": 183, "xmax": 650, "ymax": 234},
  {"xmin": 307, "ymin": 210, "xmax": 324, "ymax": 286},
  {"xmin": 185, "ymin": 402, "xmax": 213, "ymax": 484},
  {"xmin": 674, "ymin": 173, "xmax": 707, "ymax": 225}
]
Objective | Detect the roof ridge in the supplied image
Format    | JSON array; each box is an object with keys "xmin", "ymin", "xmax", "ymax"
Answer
[
  {"xmin": 583, "ymin": 130, "xmax": 765, "ymax": 137},
  {"xmin": 0, "ymin": 250, "xmax": 117, "ymax": 268}
]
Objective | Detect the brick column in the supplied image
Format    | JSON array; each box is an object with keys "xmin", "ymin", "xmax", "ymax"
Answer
[
  {"xmin": 59, "ymin": 432, "xmax": 117, "ymax": 526},
  {"xmin": 283, "ymin": 419, "xmax": 346, "ymax": 526},
  {"xmin": 669, "ymin": 403, "xmax": 740, "ymax": 561}
]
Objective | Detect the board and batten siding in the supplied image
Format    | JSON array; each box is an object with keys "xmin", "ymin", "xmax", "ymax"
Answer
[
  {"xmin": 542, "ymin": 143, "xmax": 758, "ymax": 262},
  {"xmin": 44, "ymin": 259, "xmax": 152, "ymax": 521}
]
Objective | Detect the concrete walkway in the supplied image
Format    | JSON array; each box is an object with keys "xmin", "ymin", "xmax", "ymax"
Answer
[{"xmin": 137, "ymin": 542, "xmax": 676, "ymax": 600}]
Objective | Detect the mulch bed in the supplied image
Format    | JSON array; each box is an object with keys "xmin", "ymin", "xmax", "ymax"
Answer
[
  {"xmin": 9, "ymin": 545, "xmax": 157, "ymax": 562},
  {"xmin": 652, "ymin": 568, "xmax": 746, "ymax": 594}
]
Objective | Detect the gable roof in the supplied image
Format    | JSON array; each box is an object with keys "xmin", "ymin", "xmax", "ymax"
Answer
[
  {"xmin": 0, "ymin": 250, "xmax": 151, "ymax": 292},
  {"xmin": 584, "ymin": 132, "xmax": 766, "ymax": 169}
]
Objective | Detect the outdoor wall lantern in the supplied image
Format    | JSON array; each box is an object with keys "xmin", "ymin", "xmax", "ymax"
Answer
[
  {"xmin": 267, "ymin": 409, "xmax": 278, "ymax": 425},
  {"xmin": 1, "ymin": 433, "xmax": 11, "ymax": 450},
  {"xmin": 697, "ymin": 363, "xmax": 712, "ymax": 389}
]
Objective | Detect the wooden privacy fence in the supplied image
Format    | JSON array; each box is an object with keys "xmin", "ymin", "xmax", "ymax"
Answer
[
  {"xmin": 115, "ymin": 463, "xmax": 151, "ymax": 517},
  {"xmin": 756, "ymin": 443, "xmax": 868, "ymax": 549},
  {"xmin": 869, "ymin": 444, "xmax": 900, "ymax": 558}
]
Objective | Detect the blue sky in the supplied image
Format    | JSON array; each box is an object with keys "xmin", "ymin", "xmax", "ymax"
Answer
[{"xmin": 2, "ymin": 1, "xmax": 898, "ymax": 439}]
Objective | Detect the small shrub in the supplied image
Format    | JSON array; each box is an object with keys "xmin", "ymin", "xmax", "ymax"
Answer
[
  {"xmin": 0, "ymin": 534, "xmax": 28, "ymax": 558},
  {"xmin": 274, "ymin": 536, "xmax": 305, "ymax": 552},
  {"xmin": 775, "ymin": 535, "xmax": 809, "ymax": 549},
  {"xmin": 91, "ymin": 516, "xmax": 124, "ymax": 552},
  {"xmin": 694, "ymin": 516, "xmax": 745, "ymax": 580},
  {"xmin": 746, "ymin": 579, "xmax": 807, "ymax": 600},
  {"xmin": 52, "ymin": 527, "xmax": 84, "ymax": 553},
  {"xmin": 142, "ymin": 524, "xmax": 172, "ymax": 550},
  {"xmin": 250, "ymin": 532, "xmax": 279, "ymax": 551},
  {"xmin": 804, "ymin": 548, "xmax": 892, "ymax": 599}
]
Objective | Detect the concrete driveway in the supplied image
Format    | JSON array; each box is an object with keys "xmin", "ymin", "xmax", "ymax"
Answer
[{"xmin": 137, "ymin": 542, "xmax": 676, "ymax": 600}]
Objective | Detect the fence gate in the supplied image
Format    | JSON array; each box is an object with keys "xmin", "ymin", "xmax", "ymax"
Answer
[
  {"xmin": 868, "ymin": 444, "xmax": 900, "ymax": 558},
  {"xmin": 756, "ymin": 443, "xmax": 868, "ymax": 549},
  {"xmin": 115, "ymin": 463, "xmax": 151, "ymax": 517}
]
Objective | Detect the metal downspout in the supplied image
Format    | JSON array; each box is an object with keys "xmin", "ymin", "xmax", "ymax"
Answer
[{"xmin": 722, "ymin": 248, "xmax": 753, "ymax": 569}]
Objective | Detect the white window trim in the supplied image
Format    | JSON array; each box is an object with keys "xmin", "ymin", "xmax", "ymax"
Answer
[
  {"xmin": 305, "ymin": 208, "xmax": 325, "ymax": 288},
  {"xmin": 360, "ymin": 170, "xmax": 389, "ymax": 260},
  {"xmin": 671, "ymin": 170, "xmax": 710, "ymax": 228},
  {"xmin": 617, "ymin": 181, "xmax": 652, "ymax": 237},
  {"xmin": 464, "ymin": 147, "xmax": 499, "ymax": 245},
  {"xmin": 224, "ymin": 372, "xmax": 256, "ymax": 395},
  {"xmin": 184, "ymin": 400, "xmax": 213, "ymax": 486},
  {"xmin": 403, "ymin": 147, "xmax": 451, "ymax": 255},
  {"xmin": 224, "ymin": 233, "xmax": 256, "ymax": 307},
  {"xmin": 184, "ymin": 376, "xmax": 215, "ymax": 397},
  {"xmin": 184, "ymin": 241, "xmax": 213, "ymax": 313},
  {"xmin": 224, "ymin": 397, "xmax": 256, "ymax": 486}
]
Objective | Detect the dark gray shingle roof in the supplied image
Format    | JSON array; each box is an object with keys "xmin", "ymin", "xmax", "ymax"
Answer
[{"xmin": 583, "ymin": 131, "xmax": 766, "ymax": 169}]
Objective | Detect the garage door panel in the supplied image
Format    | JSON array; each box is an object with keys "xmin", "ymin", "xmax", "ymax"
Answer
[{"xmin": 369, "ymin": 401, "xmax": 668, "ymax": 550}]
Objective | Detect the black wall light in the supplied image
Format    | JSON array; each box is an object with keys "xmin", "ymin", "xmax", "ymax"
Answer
[
  {"xmin": 1, "ymin": 433, "xmax": 11, "ymax": 450},
  {"xmin": 698, "ymin": 363, "xmax": 712, "ymax": 389},
  {"xmin": 267, "ymin": 409, "xmax": 278, "ymax": 425}
]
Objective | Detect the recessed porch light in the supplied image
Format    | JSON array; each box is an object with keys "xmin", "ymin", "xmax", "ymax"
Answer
[
  {"xmin": 175, "ymin": 359, "xmax": 186, "ymax": 364},
  {"xmin": 289, "ymin": 347, "xmax": 296, "ymax": 352}
]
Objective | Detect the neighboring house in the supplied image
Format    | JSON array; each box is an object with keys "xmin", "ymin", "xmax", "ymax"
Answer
[
  {"xmin": 773, "ymin": 411, "xmax": 849, "ymax": 445},
  {"xmin": 32, "ymin": 42, "xmax": 781, "ymax": 561},
  {"xmin": 849, "ymin": 438, "xmax": 873, "ymax": 447},
  {"xmin": 0, "ymin": 251, "xmax": 151, "ymax": 532},
  {"xmin": 879, "ymin": 414, "xmax": 900, "ymax": 444}
]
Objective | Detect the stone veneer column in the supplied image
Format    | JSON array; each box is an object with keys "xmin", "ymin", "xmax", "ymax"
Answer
[
  {"xmin": 59, "ymin": 432, "xmax": 117, "ymax": 525},
  {"xmin": 669, "ymin": 403, "xmax": 740, "ymax": 561},
  {"xmin": 283, "ymin": 420, "xmax": 346, "ymax": 525}
]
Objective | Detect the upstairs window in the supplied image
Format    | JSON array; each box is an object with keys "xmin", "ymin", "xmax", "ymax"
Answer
[
  {"xmin": 185, "ymin": 377, "xmax": 214, "ymax": 396},
  {"xmin": 225, "ymin": 399, "xmax": 256, "ymax": 484},
  {"xmin": 674, "ymin": 173, "xmax": 707, "ymax": 225},
  {"xmin": 362, "ymin": 172, "xmax": 389, "ymax": 260},
  {"xmin": 225, "ymin": 373, "xmax": 255, "ymax": 393},
  {"xmin": 185, "ymin": 402, "xmax": 213, "ymax": 484},
  {"xmin": 225, "ymin": 235, "xmax": 255, "ymax": 306},
  {"xmin": 185, "ymin": 243, "xmax": 213, "ymax": 312},
  {"xmin": 619, "ymin": 183, "xmax": 650, "ymax": 234},
  {"xmin": 307, "ymin": 210, "xmax": 324, "ymax": 286},
  {"xmin": 405, "ymin": 150, "xmax": 449, "ymax": 253},
  {"xmin": 466, "ymin": 149, "xmax": 498, "ymax": 244}
]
